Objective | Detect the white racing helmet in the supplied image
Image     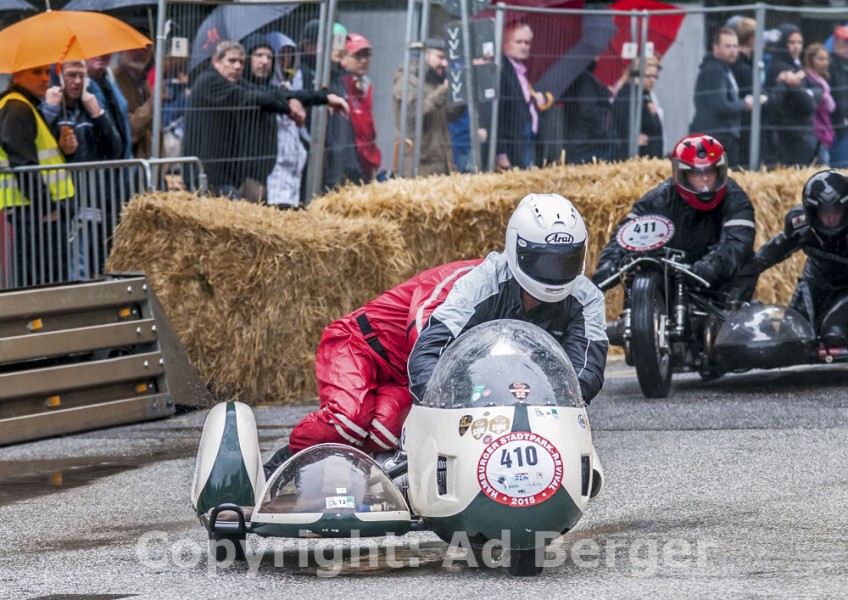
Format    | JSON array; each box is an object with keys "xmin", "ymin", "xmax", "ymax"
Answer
[{"xmin": 505, "ymin": 193, "xmax": 587, "ymax": 303}]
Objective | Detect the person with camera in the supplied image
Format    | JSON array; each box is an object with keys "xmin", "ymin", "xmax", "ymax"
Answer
[{"xmin": 40, "ymin": 60, "xmax": 123, "ymax": 163}]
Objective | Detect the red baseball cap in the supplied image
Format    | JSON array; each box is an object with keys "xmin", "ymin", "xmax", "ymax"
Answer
[
  {"xmin": 345, "ymin": 33, "xmax": 372, "ymax": 55},
  {"xmin": 836, "ymin": 25, "xmax": 848, "ymax": 41}
]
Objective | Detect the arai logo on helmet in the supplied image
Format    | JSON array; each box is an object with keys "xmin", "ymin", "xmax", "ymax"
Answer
[{"xmin": 545, "ymin": 232, "xmax": 574, "ymax": 244}]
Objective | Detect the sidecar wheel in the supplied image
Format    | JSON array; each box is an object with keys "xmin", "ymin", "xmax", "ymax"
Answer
[
  {"xmin": 507, "ymin": 548, "xmax": 543, "ymax": 576},
  {"xmin": 631, "ymin": 272, "xmax": 672, "ymax": 398}
]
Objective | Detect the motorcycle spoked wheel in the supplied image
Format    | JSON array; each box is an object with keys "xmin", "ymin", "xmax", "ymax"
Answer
[{"xmin": 631, "ymin": 272, "xmax": 672, "ymax": 398}]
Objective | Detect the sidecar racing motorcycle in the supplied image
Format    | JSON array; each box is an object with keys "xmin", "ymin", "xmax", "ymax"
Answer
[
  {"xmin": 191, "ymin": 320, "xmax": 604, "ymax": 576},
  {"xmin": 598, "ymin": 214, "xmax": 848, "ymax": 398}
]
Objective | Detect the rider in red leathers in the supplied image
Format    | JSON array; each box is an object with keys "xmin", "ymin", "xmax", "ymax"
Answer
[{"xmin": 263, "ymin": 259, "xmax": 482, "ymax": 476}]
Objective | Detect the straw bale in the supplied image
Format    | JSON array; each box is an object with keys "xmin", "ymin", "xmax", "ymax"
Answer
[
  {"xmin": 313, "ymin": 160, "xmax": 825, "ymax": 321},
  {"xmin": 311, "ymin": 158, "xmax": 672, "ymax": 282},
  {"xmin": 107, "ymin": 193, "xmax": 409, "ymax": 405},
  {"xmin": 104, "ymin": 161, "xmax": 826, "ymax": 406}
]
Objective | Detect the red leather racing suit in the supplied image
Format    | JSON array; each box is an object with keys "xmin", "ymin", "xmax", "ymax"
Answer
[{"xmin": 289, "ymin": 259, "xmax": 482, "ymax": 453}]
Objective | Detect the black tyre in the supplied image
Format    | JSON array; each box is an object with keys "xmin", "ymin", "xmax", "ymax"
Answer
[
  {"xmin": 507, "ymin": 548, "xmax": 543, "ymax": 576},
  {"xmin": 631, "ymin": 272, "xmax": 672, "ymax": 398},
  {"xmin": 211, "ymin": 533, "xmax": 246, "ymax": 562}
]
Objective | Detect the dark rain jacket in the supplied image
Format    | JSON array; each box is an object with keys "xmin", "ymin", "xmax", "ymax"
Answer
[
  {"xmin": 183, "ymin": 68, "xmax": 291, "ymax": 189},
  {"xmin": 689, "ymin": 54, "xmax": 747, "ymax": 140},
  {"xmin": 753, "ymin": 205, "xmax": 848, "ymax": 326},
  {"xmin": 596, "ymin": 178, "xmax": 756, "ymax": 285},
  {"xmin": 40, "ymin": 98, "xmax": 123, "ymax": 163}
]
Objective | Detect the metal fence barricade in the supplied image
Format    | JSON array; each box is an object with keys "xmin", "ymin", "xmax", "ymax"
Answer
[
  {"xmin": 160, "ymin": 0, "xmax": 328, "ymax": 205},
  {"xmin": 0, "ymin": 157, "xmax": 207, "ymax": 291},
  {"xmin": 386, "ymin": 3, "xmax": 848, "ymax": 173},
  {"xmin": 146, "ymin": 157, "xmax": 207, "ymax": 194}
]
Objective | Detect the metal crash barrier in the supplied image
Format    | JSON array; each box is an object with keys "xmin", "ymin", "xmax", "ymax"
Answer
[
  {"xmin": 0, "ymin": 274, "xmax": 211, "ymax": 445},
  {"xmin": 0, "ymin": 157, "xmax": 206, "ymax": 291}
]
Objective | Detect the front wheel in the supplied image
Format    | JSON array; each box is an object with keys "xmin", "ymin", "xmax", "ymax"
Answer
[
  {"xmin": 507, "ymin": 548, "xmax": 543, "ymax": 576},
  {"xmin": 630, "ymin": 272, "xmax": 672, "ymax": 398}
]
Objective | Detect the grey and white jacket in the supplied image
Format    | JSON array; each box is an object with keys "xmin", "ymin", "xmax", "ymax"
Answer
[{"xmin": 408, "ymin": 252, "xmax": 608, "ymax": 404}]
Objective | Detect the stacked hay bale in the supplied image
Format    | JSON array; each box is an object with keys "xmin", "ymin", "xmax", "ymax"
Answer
[
  {"xmin": 109, "ymin": 162, "xmax": 824, "ymax": 405},
  {"xmin": 107, "ymin": 193, "xmax": 409, "ymax": 404},
  {"xmin": 313, "ymin": 160, "xmax": 819, "ymax": 320},
  {"xmin": 311, "ymin": 158, "xmax": 671, "ymax": 284}
]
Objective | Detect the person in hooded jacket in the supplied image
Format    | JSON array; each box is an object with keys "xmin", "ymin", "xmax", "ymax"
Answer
[
  {"xmin": 762, "ymin": 23, "xmax": 820, "ymax": 167},
  {"xmin": 241, "ymin": 33, "xmax": 348, "ymax": 204}
]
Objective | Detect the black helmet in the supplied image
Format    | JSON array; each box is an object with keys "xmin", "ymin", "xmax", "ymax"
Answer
[{"xmin": 801, "ymin": 170, "xmax": 848, "ymax": 237}]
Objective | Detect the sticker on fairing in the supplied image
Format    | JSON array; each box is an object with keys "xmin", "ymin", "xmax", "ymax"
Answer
[
  {"xmin": 488, "ymin": 415, "xmax": 510, "ymax": 434},
  {"xmin": 615, "ymin": 215, "xmax": 675, "ymax": 252},
  {"xmin": 471, "ymin": 418, "xmax": 489, "ymax": 439},
  {"xmin": 470, "ymin": 384, "xmax": 485, "ymax": 402},
  {"xmin": 325, "ymin": 495, "xmax": 355, "ymax": 509},
  {"xmin": 477, "ymin": 432, "xmax": 563, "ymax": 507},
  {"xmin": 459, "ymin": 414, "xmax": 473, "ymax": 436},
  {"xmin": 509, "ymin": 382, "xmax": 530, "ymax": 400}
]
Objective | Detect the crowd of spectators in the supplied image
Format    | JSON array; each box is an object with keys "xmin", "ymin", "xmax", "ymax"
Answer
[{"xmin": 6, "ymin": 13, "xmax": 848, "ymax": 286}]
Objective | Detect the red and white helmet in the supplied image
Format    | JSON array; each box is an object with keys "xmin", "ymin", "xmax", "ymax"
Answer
[{"xmin": 671, "ymin": 134, "xmax": 728, "ymax": 211}]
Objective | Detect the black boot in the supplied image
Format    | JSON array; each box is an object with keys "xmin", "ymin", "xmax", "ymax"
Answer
[{"xmin": 263, "ymin": 444, "xmax": 291, "ymax": 479}]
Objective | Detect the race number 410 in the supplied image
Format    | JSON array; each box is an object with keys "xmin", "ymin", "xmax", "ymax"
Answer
[{"xmin": 477, "ymin": 434, "xmax": 564, "ymax": 507}]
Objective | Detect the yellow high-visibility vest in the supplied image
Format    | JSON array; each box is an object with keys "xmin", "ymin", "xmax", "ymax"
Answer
[{"xmin": 0, "ymin": 91, "xmax": 74, "ymax": 208}]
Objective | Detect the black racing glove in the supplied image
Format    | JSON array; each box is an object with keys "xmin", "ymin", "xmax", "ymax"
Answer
[
  {"xmin": 691, "ymin": 259, "xmax": 721, "ymax": 285},
  {"xmin": 591, "ymin": 262, "xmax": 618, "ymax": 288}
]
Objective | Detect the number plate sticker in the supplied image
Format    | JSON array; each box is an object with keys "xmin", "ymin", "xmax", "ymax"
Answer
[
  {"xmin": 477, "ymin": 433, "xmax": 563, "ymax": 507},
  {"xmin": 615, "ymin": 214, "xmax": 675, "ymax": 252},
  {"xmin": 325, "ymin": 495, "xmax": 355, "ymax": 510}
]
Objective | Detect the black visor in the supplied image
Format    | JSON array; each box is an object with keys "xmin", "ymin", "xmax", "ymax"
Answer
[{"xmin": 516, "ymin": 237, "xmax": 586, "ymax": 285}]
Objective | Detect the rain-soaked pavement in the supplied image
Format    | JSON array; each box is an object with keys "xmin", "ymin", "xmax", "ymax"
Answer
[{"xmin": 1, "ymin": 360, "xmax": 847, "ymax": 599}]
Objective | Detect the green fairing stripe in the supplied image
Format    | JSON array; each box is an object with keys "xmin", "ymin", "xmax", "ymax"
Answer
[
  {"xmin": 511, "ymin": 403, "xmax": 531, "ymax": 433},
  {"xmin": 426, "ymin": 486, "xmax": 582, "ymax": 549},
  {"xmin": 196, "ymin": 402, "xmax": 256, "ymax": 515}
]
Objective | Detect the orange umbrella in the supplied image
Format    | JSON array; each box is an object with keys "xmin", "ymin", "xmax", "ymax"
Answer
[{"xmin": 0, "ymin": 9, "xmax": 151, "ymax": 74}]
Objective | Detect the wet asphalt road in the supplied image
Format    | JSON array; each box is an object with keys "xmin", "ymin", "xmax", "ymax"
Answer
[{"xmin": 1, "ymin": 359, "xmax": 847, "ymax": 599}]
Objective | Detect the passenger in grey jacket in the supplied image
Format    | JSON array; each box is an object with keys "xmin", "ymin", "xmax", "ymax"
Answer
[{"xmin": 408, "ymin": 194, "xmax": 608, "ymax": 405}]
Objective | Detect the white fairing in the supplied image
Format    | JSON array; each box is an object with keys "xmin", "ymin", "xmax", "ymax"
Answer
[
  {"xmin": 406, "ymin": 319, "xmax": 600, "ymax": 519},
  {"xmin": 404, "ymin": 404, "xmax": 596, "ymax": 517},
  {"xmin": 591, "ymin": 446, "xmax": 604, "ymax": 499},
  {"xmin": 190, "ymin": 401, "xmax": 265, "ymax": 511}
]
